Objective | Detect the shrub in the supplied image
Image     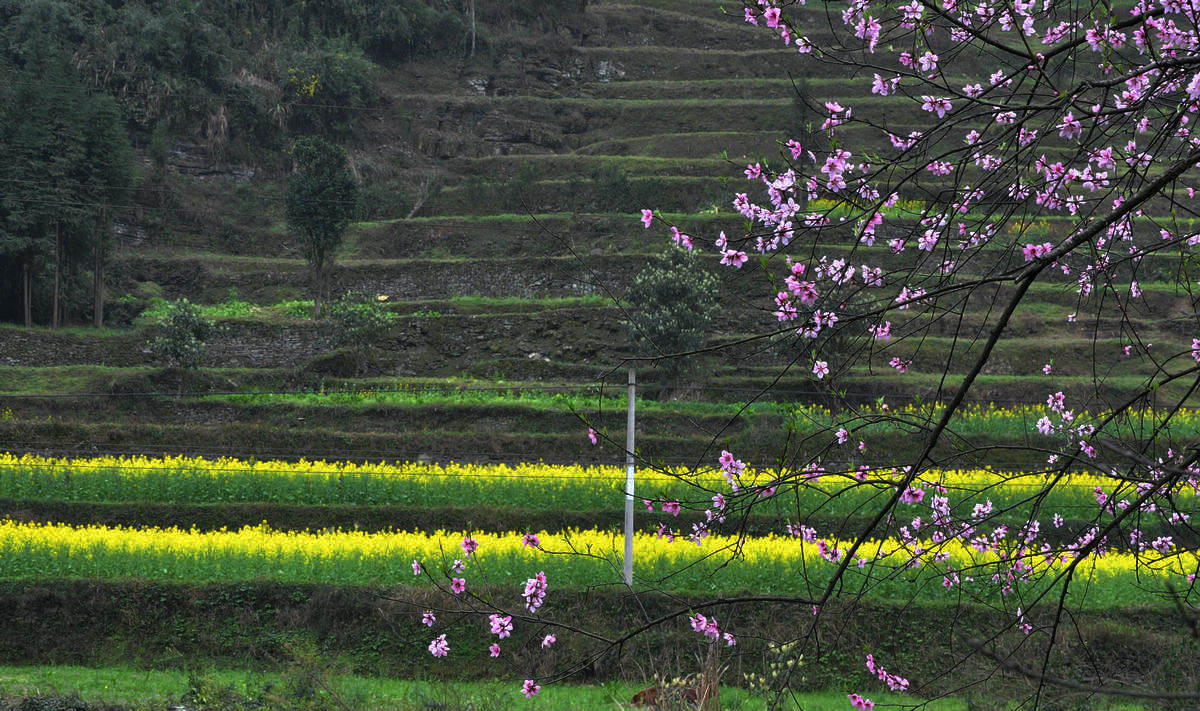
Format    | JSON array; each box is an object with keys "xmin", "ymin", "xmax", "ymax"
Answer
[
  {"xmin": 324, "ymin": 291, "xmax": 397, "ymax": 374},
  {"xmin": 105, "ymin": 293, "xmax": 148, "ymax": 327},
  {"xmin": 587, "ymin": 164, "xmax": 633, "ymax": 211},
  {"xmin": 624, "ymin": 247, "xmax": 720, "ymax": 389},
  {"xmin": 147, "ymin": 298, "xmax": 216, "ymax": 370},
  {"xmin": 359, "ymin": 182, "xmax": 411, "ymax": 221}
]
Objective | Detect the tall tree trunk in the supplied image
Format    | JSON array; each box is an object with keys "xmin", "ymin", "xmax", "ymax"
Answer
[
  {"xmin": 52, "ymin": 221, "xmax": 61, "ymax": 329},
  {"xmin": 93, "ymin": 228, "xmax": 105, "ymax": 328},
  {"xmin": 469, "ymin": 0, "xmax": 476, "ymax": 57},
  {"xmin": 22, "ymin": 252, "xmax": 31, "ymax": 327},
  {"xmin": 313, "ymin": 266, "xmax": 323, "ymax": 320}
]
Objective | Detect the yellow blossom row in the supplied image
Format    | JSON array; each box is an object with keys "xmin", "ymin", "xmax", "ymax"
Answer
[
  {"xmin": 0, "ymin": 520, "xmax": 1190, "ymax": 607},
  {"xmin": 0, "ymin": 452, "xmax": 1191, "ymax": 518}
]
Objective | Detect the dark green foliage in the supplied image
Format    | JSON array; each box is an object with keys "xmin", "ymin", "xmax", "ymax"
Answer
[
  {"xmin": 0, "ymin": 1, "xmax": 90, "ymax": 325},
  {"xmin": 79, "ymin": 94, "xmax": 136, "ymax": 327},
  {"xmin": 502, "ymin": 161, "xmax": 544, "ymax": 208},
  {"xmin": 325, "ymin": 291, "xmax": 398, "ymax": 375},
  {"xmin": 587, "ymin": 164, "xmax": 634, "ymax": 211},
  {"xmin": 17, "ymin": 0, "xmax": 557, "ymax": 142},
  {"xmin": 625, "ymin": 247, "xmax": 720, "ymax": 381},
  {"xmin": 283, "ymin": 39, "xmax": 378, "ymax": 136},
  {"xmin": 0, "ymin": 2, "xmax": 134, "ymax": 327},
  {"xmin": 358, "ymin": 182, "xmax": 412, "ymax": 221},
  {"xmin": 104, "ymin": 294, "xmax": 150, "ymax": 327},
  {"xmin": 148, "ymin": 299, "xmax": 216, "ymax": 370},
  {"xmin": 285, "ymin": 137, "xmax": 360, "ymax": 317},
  {"xmin": 148, "ymin": 123, "xmax": 170, "ymax": 181},
  {"xmin": 475, "ymin": 0, "xmax": 589, "ymax": 29},
  {"xmin": 80, "ymin": 96, "xmax": 136, "ymax": 213},
  {"xmin": 0, "ymin": 0, "xmax": 590, "ymax": 169}
]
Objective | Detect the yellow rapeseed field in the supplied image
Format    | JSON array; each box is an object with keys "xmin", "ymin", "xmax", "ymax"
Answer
[{"xmin": 0, "ymin": 520, "xmax": 1192, "ymax": 606}]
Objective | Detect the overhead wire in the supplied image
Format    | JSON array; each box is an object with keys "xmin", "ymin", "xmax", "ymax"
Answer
[
  {"xmin": 0, "ymin": 442, "xmax": 1071, "ymax": 475},
  {"xmin": 0, "ymin": 382, "xmax": 1099, "ymax": 405}
]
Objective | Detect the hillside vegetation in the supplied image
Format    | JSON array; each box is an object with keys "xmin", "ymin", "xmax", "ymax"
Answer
[
  {"xmin": 1, "ymin": 3, "xmax": 1196, "ymax": 708},
  {"xmin": 2, "ymin": 0, "xmax": 1184, "ymax": 466}
]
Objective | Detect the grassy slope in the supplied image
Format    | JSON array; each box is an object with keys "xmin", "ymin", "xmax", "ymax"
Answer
[
  {"xmin": 0, "ymin": 580, "xmax": 1187, "ymax": 708},
  {"xmin": 0, "ymin": 665, "xmax": 968, "ymax": 711}
]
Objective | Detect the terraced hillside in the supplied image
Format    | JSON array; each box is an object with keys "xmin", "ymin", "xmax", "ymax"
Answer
[
  {"xmin": 3, "ymin": 0, "xmax": 1192, "ymax": 472},
  {"xmin": 4, "ymin": 3, "xmax": 1200, "ymax": 708}
]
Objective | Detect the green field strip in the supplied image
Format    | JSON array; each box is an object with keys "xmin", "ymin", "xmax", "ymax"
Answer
[
  {"xmin": 573, "ymin": 129, "xmax": 789, "ymax": 156},
  {"xmin": 0, "ymin": 666, "xmax": 929, "ymax": 711},
  {"xmin": 398, "ymin": 94, "xmax": 794, "ymax": 109},
  {"xmin": 446, "ymin": 154, "xmax": 736, "ymax": 179},
  {"xmin": 8, "ymin": 579, "xmax": 1165, "ymax": 701},
  {"xmin": 8, "ymin": 377, "xmax": 1199, "ymax": 443},
  {"xmin": 0, "ymin": 665, "xmax": 961, "ymax": 711},
  {"xmin": 2, "ymin": 364, "xmax": 1179, "ymax": 409}
]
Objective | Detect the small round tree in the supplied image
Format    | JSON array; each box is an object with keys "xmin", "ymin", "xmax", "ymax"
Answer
[
  {"xmin": 325, "ymin": 291, "xmax": 398, "ymax": 375},
  {"xmin": 285, "ymin": 136, "xmax": 359, "ymax": 319},
  {"xmin": 148, "ymin": 299, "xmax": 215, "ymax": 371},
  {"xmin": 624, "ymin": 246, "xmax": 720, "ymax": 396}
]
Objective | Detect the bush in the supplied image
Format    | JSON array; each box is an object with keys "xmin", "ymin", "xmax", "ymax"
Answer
[
  {"xmin": 624, "ymin": 247, "xmax": 720, "ymax": 387},
  {"xmin": 148, "ymin": 299, "xmax": 216, "ymax": 370},
  {"xmin": 359, "ymin": 182, "xmax": 411, "ymax": 221},
  {"xmin": 502, "ymin": 161, "xmax": 543, "ymax": 210},
  {"xmin": 324, "ymin": 291, "xmax": 397, "ymax": 374},
  {"xmin": 587, "ymin": 164, "xmax": 633, "ymax": 211},
  {"xmin": 105, "ymin": 293, "xmax": 148, "ymax": 327}
]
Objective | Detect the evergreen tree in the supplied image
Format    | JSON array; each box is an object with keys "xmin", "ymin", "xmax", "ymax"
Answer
[
  {"xmin": 624, "ymin": 246, "xmax": 720, "ymax": 393},
  {"xmin": 285, "ymin": 136, "xmax": 359, "ymax": 318},
  {"xmin": 0, "ymin": 1, "xmax": 87, "ymax": 327},
  {"xmin": 79, "ymin": 95, "xmax": 135, "ymax": 327}
]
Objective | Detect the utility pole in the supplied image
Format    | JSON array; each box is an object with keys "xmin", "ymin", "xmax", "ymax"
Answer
[{"xmin": 623, "ymin": 366, "xmax": 636, "ymax": 586}]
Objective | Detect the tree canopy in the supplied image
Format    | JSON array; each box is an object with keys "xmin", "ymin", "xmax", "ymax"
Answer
[
  {"xmin": 285, "ymin": 135, "xmax": 359, "ymax": 318},
  {"xmin": 0, "ymin": 0, "xmax": 132, "ymax": 327}
]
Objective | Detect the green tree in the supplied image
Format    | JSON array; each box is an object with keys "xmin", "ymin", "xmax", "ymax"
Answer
[
  {"xmin": 148, "ymin": 299, "xmax": 216, "ymax": 370},
  {"xmin": 624, "ymin": 246, "xmax": 720, "ymax": 393},
  {"xmin": 0, "ymin": 0, "xmax": 88, "ymax": 327},
  {"xmin": 285, "ymin": 136, "xmax": 359, "ymax": 318},
  {"xmin": 79, "ymin": 94, "xmax": 136, "ymax": 327},
  {"xmin": 325, "ymin": 290, "xmax": 397, "ymax": 375}
]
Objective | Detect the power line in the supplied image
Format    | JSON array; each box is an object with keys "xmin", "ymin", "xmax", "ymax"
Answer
[
  {"xmin": 0, "ymin": 436, "xmax": 1084, "ymax": 469},
  {"xmin": 0, "ymin": 76, "xmax": 406, "ymax": 115},
  {"xmin": 0, "ymin": 434, "xmax": 1131, "ymax": 473},
  {"xmin": 0, "ymin": 385, "xmax": 1129, "ymax": 407}
]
